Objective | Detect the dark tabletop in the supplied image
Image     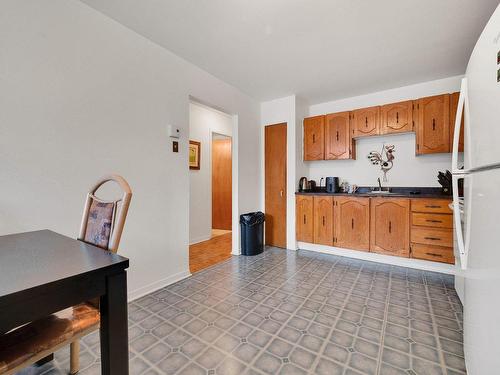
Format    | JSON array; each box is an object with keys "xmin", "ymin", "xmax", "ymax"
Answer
[{"xmin": 0, "ymin": 230, "xmax": 129, "ymax": 299}]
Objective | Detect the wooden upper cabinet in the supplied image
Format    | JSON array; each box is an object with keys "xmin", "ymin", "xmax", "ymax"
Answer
[
  {"xmin": 352, "ymin": 106, "xmax": 380, "ymax": 138},
  {"xmin": 334, "ymin": 197, "xmax": 370, "ymax": 251},
  {"xmin": 303, "ymin": 115, "xmax": 325, "ymax": 161},
  {"xmin": 449, "ymin": 91, "xmax": 464, "ymax": 152},
  {"xmin": 370, "ymin": 198, "xmax": 410, "ymax": 257},
  {"xmin": 416, "ymin": 94, "xmax": 450, "ymax": 154},
  {"xmin": 296, "ymin": 195, "xmax": 314, "ymax": 243},
  {"xmin": 313, "ymin": 196, "xmax": 334, "ymax": 246},
  {"xmin": 325, "ymin": 112, "xmax": 354, "ymax": 160},
  {"xmin": 380, "ymin": 101, "xmax": 413, "ymax": 134}
]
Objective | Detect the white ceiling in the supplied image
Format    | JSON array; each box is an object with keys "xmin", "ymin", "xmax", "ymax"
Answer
[{"xmin": 81, "ymin": 0, "xmax": 499, "ymax": 104}]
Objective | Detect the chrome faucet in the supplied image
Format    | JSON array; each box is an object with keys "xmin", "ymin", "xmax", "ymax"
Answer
[{"xmin": 377, "ymin": 177, "xmax": 382, "ymax": 191}]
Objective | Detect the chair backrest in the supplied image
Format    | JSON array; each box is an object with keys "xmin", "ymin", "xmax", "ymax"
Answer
[{"xmin": 78, "ymin": 174, "xmax": 132, "ymax": 253}]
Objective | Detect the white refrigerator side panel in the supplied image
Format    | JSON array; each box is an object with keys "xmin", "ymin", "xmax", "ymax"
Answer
[
  {"xmin": 463, "ymin": 169, "xmax": 500, "ymax": 374},
  {"xmin": 465, "ymin": 4, "xmax": 500, "ymax": 169}
]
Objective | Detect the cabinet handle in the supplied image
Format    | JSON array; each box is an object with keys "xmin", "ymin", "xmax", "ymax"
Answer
[
  {"xmin": 425, "ymin": 205, "xmax": 441, "ymax": 208},
  {"xmin": 396, "ymin": 112, "xmax": 399, "ymax": 123},
  {"xmin": 365, "ymin": 117, "xmax": 368, "ymax": 127},
  {"xmin": 426, "ymin": 219, "xmax": 442, "ymax": 223},
  {"xmin": 322, "ymin": 216, "xmax": 325, "ymax": 226},
  {"xmin": 303, "ymin": 215, "xmax": 306, "ymax": 225},
  {"xmin": 388, "ymin": 221, "xmax": 392, "ymax": 233},
  {"xmin": 336, "ymin": 131, "xmax": 339, "ymax": 141},
  {"xmin": 313, "ymin": 134, "xmax": 316, "ymax": 143},
  {"xmin": 432, "ymin": 118, "xmax": 436, "ymax": 130},
  {"xmin": 351, "ymin": 218, "xmax": 354, "ymax": 229},
  {"xmin": 424, "ymin": 237, "xmax": 441, "ymax": 241},
  {"xmin": 426, "ymin": 252, "xmax": 443, "ymax": 258}
]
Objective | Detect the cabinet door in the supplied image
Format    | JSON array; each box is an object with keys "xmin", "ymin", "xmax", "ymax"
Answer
[
  {"xmin": 303, "ymin": 116, "xmax": 325, "ymax": 160},
  {"xmin": 352, "ymin": 106, "xmax": 380, "ymax": 137},
  {"xmin": 313, "ymin": 196, "xmax": 334, "ymax": 246},
  {"xmin": 416, "ymin": 94, "xmax": 450, "ymax": 154},
  {"xmin": 334, "ymin": 197, "xmax": 370, "ymax": 251},
  {"xmin": 370, "ymin": 198, "xmax": 410, "ymax": 257},
  {"xmin": 325, "ymin": 112, "xmax": 354, "ymax": 160},
  {"xmin": 449, "ymin": 92, "xmax": 464, "ymax": 152},
  {"xmin": 296, "ymin": 195, "xmax": 314, "ymax": 243},
  {"xmin": 380, "ymin": 101, "xmax": 413, "ymax": 134}
]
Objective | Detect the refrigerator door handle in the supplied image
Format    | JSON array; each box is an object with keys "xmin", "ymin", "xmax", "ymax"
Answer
[
  {"xmin": 452, "ymin": 174, "xmax": 472, "ymax": 270},
  {"xmin": 452, "ymin": 78, "xmax": 472, "ymax": 175}
]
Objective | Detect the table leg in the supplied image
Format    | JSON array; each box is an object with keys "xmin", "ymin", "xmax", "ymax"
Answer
[{"xmin": 100, "ymin": 271, "xmax": 128, "ymax": 375}]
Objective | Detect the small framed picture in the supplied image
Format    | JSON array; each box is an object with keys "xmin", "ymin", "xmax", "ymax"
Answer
[{"xmin": 189, "ymin": 140, "xmax": 201, "ymax": 170}]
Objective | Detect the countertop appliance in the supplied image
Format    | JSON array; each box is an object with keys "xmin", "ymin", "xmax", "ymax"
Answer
[
  {"xmin": 298, "ymin": 177, "xmax": 308, "ymax": 192},
  {"xmin": 325, "ymin": 177, "xmax": 340, "ymax": 193},
  {"xmin": 451, "ymin": 5, "xmax": 500, "ymax": 373}
]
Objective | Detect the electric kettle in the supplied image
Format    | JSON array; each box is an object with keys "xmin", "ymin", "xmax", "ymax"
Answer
[{"xmin": 299, "ymin": 177, "xmax": 308, "ymax": 192}]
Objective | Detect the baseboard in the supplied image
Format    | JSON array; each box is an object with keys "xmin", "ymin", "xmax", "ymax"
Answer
[
  {"xmin": 189, "ymin": 235, "xmax": 211, "ymax": 245},
  {"xmin": 297, "ymin": 242, "xmax": 456, "ymax": 275},
  {"xmin": 128, "ymin": 270, "xmax": 192, "ymax": 302}
]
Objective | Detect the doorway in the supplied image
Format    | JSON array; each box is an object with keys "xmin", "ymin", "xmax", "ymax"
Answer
[
  {"xmin": 189, "ymin": 101, "xmax": 234, "ymax": 273},
  {"xmin": 265, "ymin": 123, "xmax": 287, "ymax": 248}
]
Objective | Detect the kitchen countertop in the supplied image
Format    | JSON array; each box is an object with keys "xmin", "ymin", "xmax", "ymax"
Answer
[{"xmin": 296, "ymin": 186, "xmax": 452, "ymax": 199}]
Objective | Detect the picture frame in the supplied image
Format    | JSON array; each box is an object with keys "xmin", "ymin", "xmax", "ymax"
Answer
[{"xmin": 189, "ymin": 140, "xmax": 201, "ymax": 170}]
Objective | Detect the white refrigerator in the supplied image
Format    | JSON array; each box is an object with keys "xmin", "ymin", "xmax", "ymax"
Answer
[{"xmin": 451, "ymin": 4, "xmax": 500, "ymax": 374}]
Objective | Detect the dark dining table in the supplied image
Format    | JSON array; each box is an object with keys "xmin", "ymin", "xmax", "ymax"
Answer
[{"xmin": 0, "ymin": 230, "xmax": 130, "ymax": 374}]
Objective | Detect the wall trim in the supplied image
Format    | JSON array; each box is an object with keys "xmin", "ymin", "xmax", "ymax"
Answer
[
  {"xmin": 128, "ymin": 270, "xmax": 192, "ymax": 302},
  {"xmin": 189, "ymin": 235, "xmax": 212, "ymax": 245},
  {"xmin": 298, "ymin": 242, "xmax": 456, "ymax": 275}
]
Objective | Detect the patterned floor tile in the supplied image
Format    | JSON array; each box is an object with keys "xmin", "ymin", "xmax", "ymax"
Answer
[{"xmin": 17, "ymin": 247, "xmax": 465, "ymax": 374}]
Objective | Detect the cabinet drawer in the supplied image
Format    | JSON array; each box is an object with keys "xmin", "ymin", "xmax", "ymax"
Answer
[
  {"xmin": 411, "ymin": 243, "xmax": 454, "ymax": 264},
  {"xmin": 411, "ymin": 227, "xmax": 452, "ymax": 247},
  {"xmin": 411, "ymin": 199, "xmax": 452, "ymax": 214},
  {"xmin": 411, "ymin": 213, "xmax": 452, "ymax": 229}
]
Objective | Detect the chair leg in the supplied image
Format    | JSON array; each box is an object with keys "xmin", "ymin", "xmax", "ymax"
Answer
[{"xmin": 70, "ymin": 340, "xmax": 80, "ymax": 374}]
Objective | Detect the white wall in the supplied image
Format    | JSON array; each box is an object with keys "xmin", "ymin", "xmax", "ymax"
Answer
[
  {"xmin": 0, "ymin": 0, "xmax": 261, "ymax": 299},
  {"xmin": 189, "ymin": 102, "xmax": 233, "ymax": 244},
  {"xmin": 307, "ymin": 76, "xmax": 463, "ymax": 187}
]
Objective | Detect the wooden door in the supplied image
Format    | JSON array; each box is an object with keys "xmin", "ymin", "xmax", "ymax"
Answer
[
  {"xmin": 370, "ymin": 198, "xmax": 410, "ymax": 257},
  {"xmin": 334, "ymin": 197, "xmax": 370, "ymax": 251},
  {"xmin": 265, "ymin": 123, "xmax": 287, "ymax": 248},
  {"xmin": 416, "ymin": 94, "xmax": 450, "ymax": 154},
  {"xmin": 212, "ymin": 138, "xmax": 232, "ymax": 230},
  {"xmin": 325, "ymin": 112, "xmax": 354, "ymax": 160},
  {"xmin": 313, "ymin": 196, "xmax": 334, "ymax": 246},
  {"xmin": 449, "ymin": 92, "xmax": 464, "ymax": 152},
  {"xmin": 352, "ymin": 106, "xmax": 380, "ymax": 137},
  {"xmin": 303, "ymin": 116, "xmax": 325, "ymax": 160},
  {"xmin": 296, "ymin": 195, "xmax": 313, "ymax": 243},
  {"xmin": 380, "ymin": 101, "xmax": 413, "ymax": 134}
]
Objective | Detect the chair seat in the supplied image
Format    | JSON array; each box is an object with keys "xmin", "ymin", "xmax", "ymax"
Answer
[{"xmin": 0, "ymin": 303, "xmax": 99, "ymax": 374}]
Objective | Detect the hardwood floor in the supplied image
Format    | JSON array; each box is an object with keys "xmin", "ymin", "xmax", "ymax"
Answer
[{"xmin": 189, "ymin": 233, "xmax": 232, "ymax": 273}]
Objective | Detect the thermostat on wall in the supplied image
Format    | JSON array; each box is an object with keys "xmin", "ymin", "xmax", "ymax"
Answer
[{"xmin": 167, "ymin": 125, "xmax": 180, "ymax": 138}]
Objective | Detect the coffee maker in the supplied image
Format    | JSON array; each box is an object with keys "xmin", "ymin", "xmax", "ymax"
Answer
[{"xmin": 325, "ymin": 177, "xmax": 340, "ymax": 193}]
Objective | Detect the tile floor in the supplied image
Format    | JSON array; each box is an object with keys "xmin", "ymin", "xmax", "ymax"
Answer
[{"xmin": 20, "ymin": 247, "xmax": 465, "ymax": 375}]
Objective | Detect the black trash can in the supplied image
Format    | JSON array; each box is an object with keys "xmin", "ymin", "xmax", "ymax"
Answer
[{"xmin": 240, "ymin": 212, "xmax": 265, "ymax": 256}]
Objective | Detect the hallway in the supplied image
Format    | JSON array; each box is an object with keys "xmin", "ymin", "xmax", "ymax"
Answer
[{"xmin": 189, "ymin": 232, "xmax": 232, "ymax": 273}]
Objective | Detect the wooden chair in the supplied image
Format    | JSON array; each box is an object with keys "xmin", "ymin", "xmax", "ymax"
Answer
[{"xmin": 0, "ymin": 174, "xmax": 132, "ymax": 375}]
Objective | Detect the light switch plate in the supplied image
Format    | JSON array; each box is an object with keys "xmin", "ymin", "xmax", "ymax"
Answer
[{"xmin": 172, "ymin": 141, "xmax": 179, "ymax": 152}]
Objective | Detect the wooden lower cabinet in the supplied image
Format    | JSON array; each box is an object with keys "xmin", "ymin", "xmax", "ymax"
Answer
[
  {"xmin": 370, "ymin": 198, "xmax": 410, "ymax": 257},
  {"xmin": 296, "ymin": 195, "xmax": 453, "ymax": 264},
  {"xmin": 410, "ymin": 198, "xmax": 454, "ymax": 264},
  {"xmin": 296, "ymin": 195, "xmax": 314, "ymax": 243},
  {"xmin": 333, "ymin": 197, "xmax": 370, "ymax": 251},
  {"xmin": 313, "ymin": 196, "xmax": 334, "ymax": 246}
]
